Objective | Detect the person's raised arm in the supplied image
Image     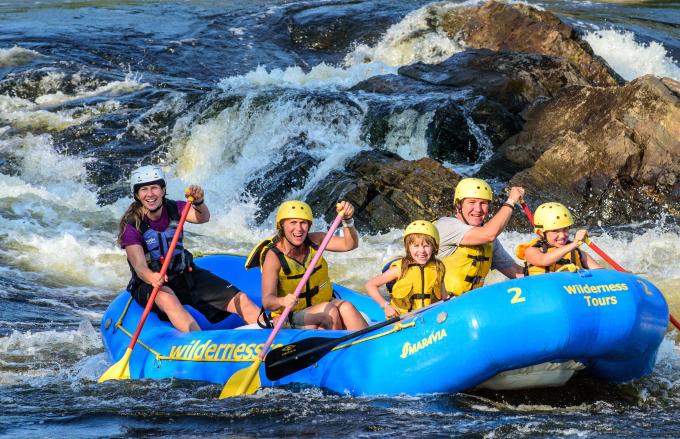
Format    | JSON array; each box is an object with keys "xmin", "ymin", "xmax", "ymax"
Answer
[
  {"xmin": 313, "ymin": 200, "xmax": 358, "ymax": 252},
  {"xmin": 459, "ymin": 187, "xmax": 524, "ymax": 246},
  {"xmin": 185, "ymin": 185, "xmax": 210, "ymax": 224}
]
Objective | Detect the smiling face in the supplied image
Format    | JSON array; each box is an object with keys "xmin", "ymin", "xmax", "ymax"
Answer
[
  {"xmin": 405, "ymin": 234, "xmax": 435, "ymax": 266},
  {"xmin": 543, "ymin": 227, "xmax": 571, "ymax": 247},
  {"xmin": 458, "ymin": 197, "xmax": 490, "ymax": 226},
  {"xmin": 135, "ymin": 184, "xmax": 165, "ymax": 212},
  {"xmin": 281, "ymin": 218, "xmax": 311, "ymax": 247}
]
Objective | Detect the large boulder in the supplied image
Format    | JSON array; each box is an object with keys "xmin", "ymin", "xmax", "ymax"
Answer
[
  {"xmin": 504, "ymin": 76, "xmax": 680, "ymax": 224},
  {"xmin": 352, "ymin": 49, "xmax": 588, "ymax": 163},
  {"xmin": 440, "ymin": 1, "xmax": 622, "ymax": 87},
  {"xmin": 398, "ymin": 48, "xmax": 592, "ymax": 113},
  {"xmin": 307, "ymin": 150, "xmax": 461, "ymax": 233}
]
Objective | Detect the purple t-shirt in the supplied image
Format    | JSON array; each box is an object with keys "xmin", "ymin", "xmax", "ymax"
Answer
[{"xmin": 120, "ymin": 200, "xmax": 187, "ymax": 251}]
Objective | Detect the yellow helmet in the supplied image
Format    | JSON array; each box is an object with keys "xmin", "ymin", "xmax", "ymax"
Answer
[
  {"xmin": 454, "ymin": 178, "xmax": 493, "ymax": 205},
  {"xmin": 403, "ymin": 220, "xmax": 440, "ymax": 247},
  {"xmin": 275, "ymin": 200, "xmax": 313, "ymax": 229},
  {"xmin": 533, "ymin": 202, "xmax": 574, "ymax": 232}
]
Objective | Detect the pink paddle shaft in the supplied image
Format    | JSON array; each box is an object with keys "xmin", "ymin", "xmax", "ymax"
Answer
[{"xmin": 255, "ymin": 212, "xmax": 344, "ymax": 360}]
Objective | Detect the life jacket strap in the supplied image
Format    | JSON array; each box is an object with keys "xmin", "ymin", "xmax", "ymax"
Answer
[{"xmin": 465, "ymin": 275, "xmax": 483, "ymax": 285}]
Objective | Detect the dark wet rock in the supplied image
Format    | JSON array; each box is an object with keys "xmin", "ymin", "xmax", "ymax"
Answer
[
  {"xmin": 0, "ymin": 68, "xmax": 110, "ymax": 101},
  {"xmin": 440, "ymin": 1, "xmax": 623, "ymax": 87},
  {"xmin": 503, "ymin": 75, "xmax": 680, "ymax": 225},
  {"xmin": 307, "ymin": 150, "xmax": 461, "ymax": 233},
  {"xmin": 353, "ymin": 49, "xmax": 582, "ymax": 162},
  {"xmin": 426, "ymin": 102, "xmax": 479, "ymax": 163},
  {"xmin": 283, "ymin": 2, "xmax": 398, "ymax": 53},
  {"xmin": 468, "ymin": 97, "xmax": 521, "ymax": 146},
  {"xmin": 244, "ymin": 134, "xmax": 318, "ymax": 223},
  {"xmin": 399, "ymin": 49, "xmax": 592, "ymax": 113}
]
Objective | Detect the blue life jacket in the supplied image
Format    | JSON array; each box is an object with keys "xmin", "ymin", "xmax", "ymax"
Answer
[{"xmin": 128, "ymin": 199, "xmax": 192, "ymax": 286}]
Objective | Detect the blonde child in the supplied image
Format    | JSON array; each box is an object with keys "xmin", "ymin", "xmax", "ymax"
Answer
[
  {"xmin": 516, "ymin": 202, "xmax": 601, "ymax": 275},
  {"xmin": 366, "ymin": 220, "xmax": 448, "ymax": 319}
]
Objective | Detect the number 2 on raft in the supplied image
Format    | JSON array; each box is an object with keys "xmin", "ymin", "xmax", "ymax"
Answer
[{"xmin": 507, "ymin": 287, "xmax": 526, "ymax": 304}]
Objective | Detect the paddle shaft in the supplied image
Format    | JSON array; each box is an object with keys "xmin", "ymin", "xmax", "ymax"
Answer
[
  {"xmin": 520, "ymin": 201, "xmax": 534, "ymax": 226},
  {"xmin": 125, "ymin": 197, "xmax": 193, "ymax": 350},
  {"xmin": 256, "ymin": 213, "xmax": 345, "ymax": 362}
]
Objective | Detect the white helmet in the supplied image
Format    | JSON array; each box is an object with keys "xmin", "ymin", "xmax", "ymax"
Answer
[{"xmin": 130, "ymin": 165, "xmax": 165, "ymax": 196}]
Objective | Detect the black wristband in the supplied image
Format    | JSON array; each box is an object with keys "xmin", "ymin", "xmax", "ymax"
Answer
[
  {"xmin": 192, "ymin": 199, "xmax": 204, "ymax": 206},
  {"xmin": 502, "ymin": 202, "xmax": 515, "ymax": 210}
]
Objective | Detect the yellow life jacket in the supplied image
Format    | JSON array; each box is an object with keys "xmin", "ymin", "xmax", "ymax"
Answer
[
  {"xmin": 516, "ymin": 237, "xmax": 584, "ymax": 276},
  {"xmin": 389, "ymin": 259, "xmax": 444, "ymax": 315},
  {"xmin": 245, "ymin": 237, "xmax": 333, "ymax": 317},
  {"xmin": 441, "ymin": 243, "xmax": 493, "ymax": 296}
]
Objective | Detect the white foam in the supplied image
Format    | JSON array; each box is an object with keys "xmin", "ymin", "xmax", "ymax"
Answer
[
  {"xmin": 219, "ymin": 61, "xmax": 397, "ymax": 91},
  {"xmin": 344, "ymin": 1, "xmax": 468, "ymax": 68},
  {"xmin": 382, "ymin": 109, "xmax": 433, "ymax": 160},
  {"xmin": 35, "ymin": 77, "xmax": 148, "ymax": 106},
  {"xmin": 165, "ymin": 91, "xmax": 367, "ymax": 242},
  {"xmin": 0, "ymin": 320, "xmax": 100, "ymax": 384},
  {"xmin": 584, "ymin": 29, "xmax": 680, "ymax": 81},
  {"xmin": 0, "ymin": 45, "xmax": 42, "ymax": 67}
]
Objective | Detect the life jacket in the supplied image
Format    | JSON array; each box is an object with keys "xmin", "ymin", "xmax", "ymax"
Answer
[
  {"xmin": 388, "ymin": 259, "xmax": 444, "ymax": 315},
  {"xmin": 516, "ymin": 237, "xmax": 584, "ymax": 276},
  {"xmin": 128, "ymin": 199, "xmax": 192, "ymax": 286},
  {"xmin": 245, "ymin": 237, "xmax": 333, "ymax": 318},
  {"xmin": 441, "ymin": 243, "xmax": 493, "ymax": 296}
]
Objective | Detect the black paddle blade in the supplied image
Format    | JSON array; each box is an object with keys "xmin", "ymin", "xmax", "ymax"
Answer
[{"xmin": 265, "ymin": 336, "xmax": 337, "ymax": 381}]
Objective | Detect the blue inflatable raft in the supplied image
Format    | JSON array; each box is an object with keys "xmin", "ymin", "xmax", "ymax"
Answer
[{"xmin": 100, "ymin": 254, "xmax": 669, "ymax": 396}]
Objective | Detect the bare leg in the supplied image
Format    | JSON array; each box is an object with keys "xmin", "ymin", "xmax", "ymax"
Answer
[
  {"xmin": 335, "ymin": 300, "xmax": 368, "ymax": 330},
  {"xmin": 300, "ymin": 302, "xmax": 341, "ymax": 330},
  {"xmin": 154, "ymin": 287, "xmax": 200, "ymax": 332},
  {"xmin": 225, "ymin": 291, "xmax": 260, "ymax": 325}
]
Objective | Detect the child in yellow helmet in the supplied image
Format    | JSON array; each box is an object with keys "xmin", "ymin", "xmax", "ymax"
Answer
[
  {"xmin": 365, "ymin": 220, "xmax": 448, "ymax": 319},
  {"xmin": 516, "ymin": 202, "xmax": 601, "ymax": 275}
]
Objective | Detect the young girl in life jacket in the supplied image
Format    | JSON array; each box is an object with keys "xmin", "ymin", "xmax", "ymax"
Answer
[
  {"xmin": 365, "ymin": 220, "xmax": 448, "ymax": 319},
  {"xmin": 516, "ymin": 202, "xmax": 602, "ymax": 275}
]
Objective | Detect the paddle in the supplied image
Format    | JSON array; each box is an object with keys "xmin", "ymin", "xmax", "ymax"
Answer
[
  {"xmin": 99, "ymin": 195, "xmax": 194, "ymax": 382},
  {"xmin": 519, "ymin": 202, "xmax": 680, "ymax": 331},
  {"xmin": 265, "ymin": 315, "xmax": 401, "ymax": 381},
  {"xmin": 265, "ymin": 297, "xmax": 449, "ymax": 381},
  {"xmin": 219, "ymin": 211, "xmax": 345, "ymax": 399},
  {"xmin": 520, "ymin": 200, "xmax": 534, "ymax": 226}
]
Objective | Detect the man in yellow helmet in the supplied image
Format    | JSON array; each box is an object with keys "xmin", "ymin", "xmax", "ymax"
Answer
[
  {"xmin": 434, "ymin": 178, "xmax": 525, "ymax": 296},
  {"xmin": 246, "ymin": 200, "xmax": 368, "ymax": 330}
]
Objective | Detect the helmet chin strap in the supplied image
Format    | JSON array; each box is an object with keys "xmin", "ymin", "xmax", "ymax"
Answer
[
  {"xmin": 283, "ymin": 233, "xmax": 304, "ymax": 249},
  {"xmin": 148, "ymin": 204, "xmax": 163, "ymax": 214}
]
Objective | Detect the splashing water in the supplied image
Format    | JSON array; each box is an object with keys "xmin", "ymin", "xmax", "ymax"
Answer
[{"xmin": 584, "ymin": 29, "xmax": 680, "ymax": 81}]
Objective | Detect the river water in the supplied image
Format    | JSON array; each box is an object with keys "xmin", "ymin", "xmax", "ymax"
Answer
[{"xmin": 1, "ymin": 0, "xmax": 680, "ymax": 437}]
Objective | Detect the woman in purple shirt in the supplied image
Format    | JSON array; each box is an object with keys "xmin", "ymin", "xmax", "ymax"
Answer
[{"xmin": 117, "ymin": 165, "xmax": 259, "ymax": 332}]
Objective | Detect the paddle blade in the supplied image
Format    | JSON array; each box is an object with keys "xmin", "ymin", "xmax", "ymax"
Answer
[
  {"xmin": 265, "ymin": 336, "xmax": 337, "ymax": 381},
  {"xmin": 219, "ymin": 358, "xmax": 262, "ymax": 399},
  {"xmin": 98, "ymin": 348, "xmax": 132, "ymax": 382}
]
